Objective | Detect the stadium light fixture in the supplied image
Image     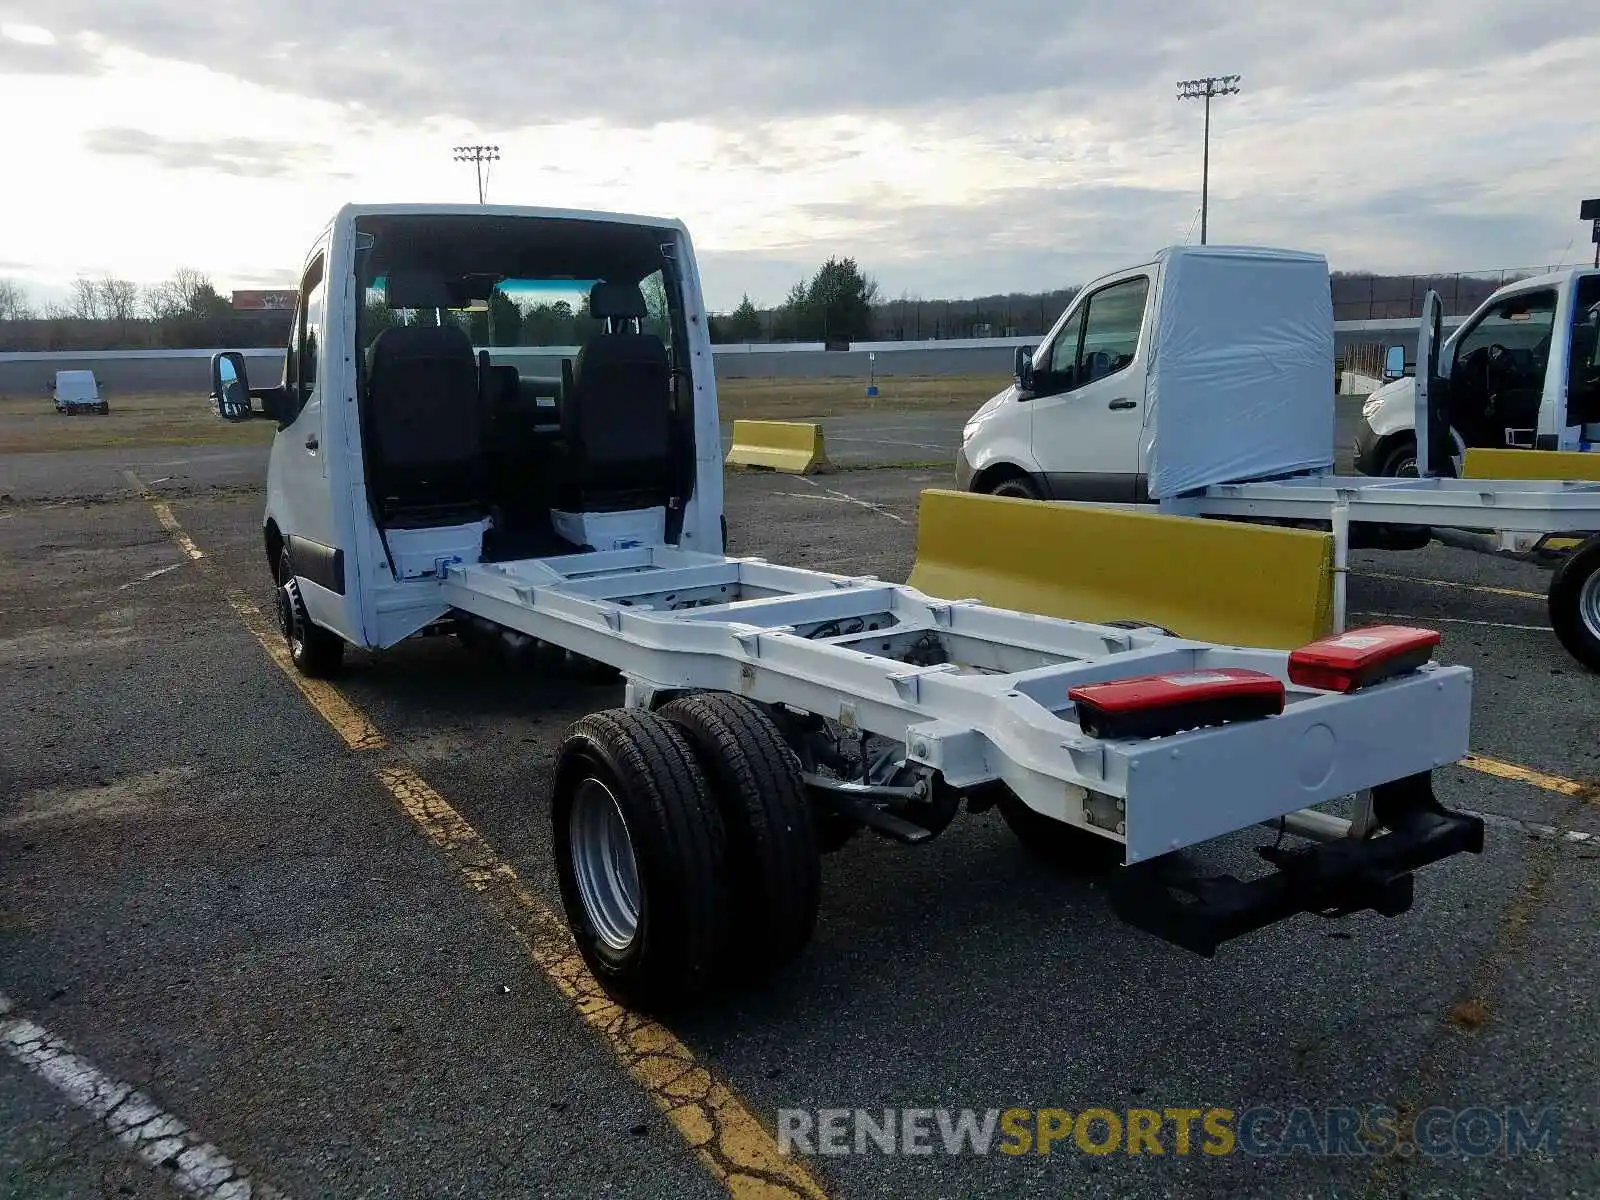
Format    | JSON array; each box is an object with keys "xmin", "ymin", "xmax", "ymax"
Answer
[{"xmin": 1175, "ymin": 75, "xmax": 1241, "ymax": 245}]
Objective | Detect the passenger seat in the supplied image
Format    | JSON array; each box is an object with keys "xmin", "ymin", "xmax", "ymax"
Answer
[{"xmin": 550, "ymin": 281, "xmax": 674, "ymax": 512}]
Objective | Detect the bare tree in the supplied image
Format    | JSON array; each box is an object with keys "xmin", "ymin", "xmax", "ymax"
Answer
[
  {"xmin": 99, "ymin": 274, "xmax": 140, "ymax": 323},
  {"xmin": 70, "ymin": 276, "xmax": 104, "ymax": 320},
  {"xmin": 145, "ymin": 267, "xmax": 221, "ymax": 321},
  {"xmin": 0, "ymin": 278, "xmax": 33, "ymax": 321}
]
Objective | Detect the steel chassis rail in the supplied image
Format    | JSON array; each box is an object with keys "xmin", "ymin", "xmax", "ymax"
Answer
[
  {"xmin": 1161, "ymin": 473, "xmax": 1600, "ymax": 534},
  {"xmin": 440, "ymin": 545, "xmax": 1472, "ymax": 867}
]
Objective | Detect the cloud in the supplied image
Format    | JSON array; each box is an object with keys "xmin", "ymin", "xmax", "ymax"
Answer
[
  {"xmin": 81, "ymin": 128, "xmax": 336, "ymax": 178},
  {"xmin": 0, "ymin": 24, "xmax": 103, "ymax": 74},
  {"xmin": 4, "ymin": 0, "xmax": 1597, "ymax": 303},
  {"xmin": 25, "ymin": 0, "xmax": 1584, "ymax": 127}
]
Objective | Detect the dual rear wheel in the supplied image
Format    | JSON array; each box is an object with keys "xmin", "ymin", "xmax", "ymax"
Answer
[{"xmin": 552, "ymin": 693, "xmax": 821, "ymax": 1011}]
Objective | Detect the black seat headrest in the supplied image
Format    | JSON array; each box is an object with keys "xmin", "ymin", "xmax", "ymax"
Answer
[
  {"xmin": 589, "ymin": 281, "xmax": 648, "ymax": 321},
  {"xmin": 369, "ymin": 322, "xmax": 476, "ymax": 365},
  {"xmin": 386, "ymin": 271, "xmax": 454, "ymax": 310}
]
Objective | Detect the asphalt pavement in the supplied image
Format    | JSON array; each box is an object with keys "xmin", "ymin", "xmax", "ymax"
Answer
[{"xmin": 2, "ymin": 444, "xmax": 1596, "ymax": 1198}]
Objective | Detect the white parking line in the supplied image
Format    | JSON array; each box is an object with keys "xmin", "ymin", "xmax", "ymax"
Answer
[
  {"xmin": 118, "ymin": 562, "xmax": 186, "ymax": 590},
  {"xmin": 792, "ymin": 476, "xmax": 908, "ymax": 524},
  {"xmin": 1464, "ymin": 809, "xmax": 1596, "ymax": 844},
  {"xmin": 1351, "ymin": 610, "xmax": 1552, "ymax": 633},
  {"xmin": 0, "ymin": 992, "xmax": 287, "ymax": 1199}
]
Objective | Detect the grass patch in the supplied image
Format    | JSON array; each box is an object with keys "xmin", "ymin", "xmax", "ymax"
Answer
[
  {"xmin": 717, "ymin": 374, "xmax": 1005, "ymax": 421},
  {"xmin": 0, "ymin": 391, "xmax": 273, "ymax": 454},
  {"xmin": 0, "ymin": 373, "xmax": 1005, "ymax": 455}
]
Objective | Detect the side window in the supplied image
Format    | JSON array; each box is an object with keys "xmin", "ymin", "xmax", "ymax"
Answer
[
  {"xmin": 1076, "ymin": 276, "xmax": 1149, "ymax": 384},
  {"xmin": 296, "ymin": 256, "xmax": 327, "ymax": 405},
  {"xmin": 1037, "ymin": 307, "xmax": 1085, "ymax": 396},
  {"xmin": 1452, "ymin": 289, "xmax": 1557, "ymax": 382}
]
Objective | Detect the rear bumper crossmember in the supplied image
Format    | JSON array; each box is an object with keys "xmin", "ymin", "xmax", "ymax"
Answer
[{"xmin": 1109, "ymin": 774, "xmax": 1486, "ymax": 956}]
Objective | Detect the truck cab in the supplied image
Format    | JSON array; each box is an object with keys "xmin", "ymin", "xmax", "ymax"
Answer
[
  {"xmin": 210, "ymin": 203, "xmax": 725, "ymax": 675},
  {"xmin": 1354, "ymin": 268, "xmax": 1600, "ymax": 476},
  {"xmin": 958, "ymin": 245, "xmax": 1335, "ymax": 502}
]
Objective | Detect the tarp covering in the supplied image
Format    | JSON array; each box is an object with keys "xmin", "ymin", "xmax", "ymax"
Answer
[{"xmin": 1144, "ymin": 246, "xmax": 1334, "ymax": 498}]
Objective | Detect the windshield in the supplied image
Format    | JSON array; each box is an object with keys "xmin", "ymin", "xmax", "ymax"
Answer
[{"xmin": 358, "ymin": 271, "xmax": 674, "ymax": 354}]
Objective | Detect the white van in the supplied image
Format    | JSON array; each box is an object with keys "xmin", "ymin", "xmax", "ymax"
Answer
[
  {"xmin": 1353, "ymin": 267, "xmax": 1600, "ymax": 476},
  {"xmin": 958, "ymin": 245, "xmax": 1335, "ymax": 502}
]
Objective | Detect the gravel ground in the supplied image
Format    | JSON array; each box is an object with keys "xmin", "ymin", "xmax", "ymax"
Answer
[{"xmin": 1, "ymin": 452, "xmax": 1596, "ymax": 1199}]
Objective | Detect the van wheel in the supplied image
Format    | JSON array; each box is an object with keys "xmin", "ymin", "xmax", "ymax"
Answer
[
  {"xmin": 1548, "ymin": 537, "xmax": 1600, "ymax": 672},
  {"xmin": 987, "ymin": 474, "xmax": 1043, "ymax": 501},
  {"xmin": 553, "ymin": 709, "xmax": 731, "ymax": 1011},
  {"xmin": 659, "ymin": 693, "xmax": 821, "ymax": 977},
  {"xmin": 995, "ymin": 788, "xmax": 1124, "ymax": 875},
  {"xmin": 276, "ymin": 548, "xmax": 345, "ymax": 678},
  {"xmin": 1378, "ymin": 437, "xmax": 1419, "ymax": 478}
]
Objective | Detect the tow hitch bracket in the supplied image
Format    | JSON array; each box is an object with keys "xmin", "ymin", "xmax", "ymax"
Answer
[{"xmin": 1109, "ymin": 774, "xmax": 1485, "ymax": 956}]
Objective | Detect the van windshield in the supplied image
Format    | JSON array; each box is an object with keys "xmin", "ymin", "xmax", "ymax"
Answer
[{"xmin": 358, "ymin": 271, "xmax": 675, "ymax": 354}]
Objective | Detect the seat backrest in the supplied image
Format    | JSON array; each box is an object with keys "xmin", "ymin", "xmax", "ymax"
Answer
[
  {"xmin": 366, "ymin": 324, "xmax": 482, "ymax": 469},
  {"xmin": 567, "ymin": 282, "xmax": 672, "ymax": 470}
]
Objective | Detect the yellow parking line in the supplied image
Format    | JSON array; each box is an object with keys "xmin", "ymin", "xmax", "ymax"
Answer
[
  {"xmin": 1460, "ymin": 754, "xmax": 1600, "ymax": 802},
  {"xmin": 127, "ymin": 477, "xmax": 827, "ymax": 1200},
  {"xmin": 375, "ymin": 766, "xmax": 827, "ymax": 1199},
  {"xmin": 1353, "ymin": 569, "xmax": 1543, "ymax": 601}
]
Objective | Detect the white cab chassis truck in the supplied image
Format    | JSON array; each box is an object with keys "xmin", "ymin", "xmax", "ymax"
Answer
[{"xmin": 212, "ymin": 206, "xmax": 1484, "ymax": 1011}]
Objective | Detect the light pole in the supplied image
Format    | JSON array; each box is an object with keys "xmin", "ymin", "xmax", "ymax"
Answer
[
  {"xmin": 1176, "ymin": 75, "xmax": 1240, "ymax": 245},
  {"xmin": 452, "ymin": 144, "xmax": 501, "ymax": 204}
]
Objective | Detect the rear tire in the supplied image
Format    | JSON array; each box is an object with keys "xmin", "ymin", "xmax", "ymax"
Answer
[
  {"xmin": 1549, "ymin": 537, "xmax": 1600, "ymax": 672},
  {"xmin": 995, "ymin": 788, "xmax": 1123, "ymax": 875},
  {"xmin": 659, "ymin": 693, "xmax": 821, "ymax": 976},
  {"xmin": 276, "ymin": 548, "xmax": 344, "ymax": 677},
  {"xmin": 552, "ymin": 709, "xmax": 731, "ymax": 1010}
]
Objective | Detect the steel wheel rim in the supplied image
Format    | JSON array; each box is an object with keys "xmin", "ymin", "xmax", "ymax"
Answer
[
  {"xmin": 1580, "ymin": 569, "xmax": 1600, "ymax": 642},
  {"xmin": 569, "ymin": 777, "xmax": 641, "ymax": 951}
]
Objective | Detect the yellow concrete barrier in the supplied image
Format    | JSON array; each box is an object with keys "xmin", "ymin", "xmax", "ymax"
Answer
[
  {"xmin": 1461, "ymin": 447, "xmax": 1600, "ymax": 481},
  {"xmin": 724, "ymin": 420, "xmax": 830, "ymax": 474},
  {"xmin": 907, "ymin": 489, "xmax": 1335, "ymax": 650},
  {"xmin": 1462, "ymin": 448, "xmax": 1600, "ymax": 551}
]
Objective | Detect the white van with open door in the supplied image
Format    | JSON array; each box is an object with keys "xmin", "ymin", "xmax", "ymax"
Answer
[
  {"xmin": 1354, "ymin": 268, "xmax": 1600, "ymax": 476},
  {"xmin": 958, "ymin": 245, "xmax": 1335, "ymax": 502}
]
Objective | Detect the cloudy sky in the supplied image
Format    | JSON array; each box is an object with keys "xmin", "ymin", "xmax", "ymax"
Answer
[{"xmin": 1, "ymin": 1, "xmax": 1595, "ymax": 311}]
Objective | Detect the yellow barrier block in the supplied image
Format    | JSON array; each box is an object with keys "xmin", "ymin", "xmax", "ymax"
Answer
[
  {"xmin": 1461, "ymin": 447, "xmax": 1600, "ymax": 482},
  {"xmin": 1461, "ymin": 448, "xmax": 1600, "ymax": 551},
  {"xmin": 907, "ymin": 489, "xmax": 1335, "ymax": 650},
  {"xmin": 724, "ymin": 420, "xmax": 830, "ymax": 474}
]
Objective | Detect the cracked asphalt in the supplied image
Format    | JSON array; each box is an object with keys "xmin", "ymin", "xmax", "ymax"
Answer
[{"xmin": 2, "ymin": 444, "xmax": 1597, "ymax": 1198}]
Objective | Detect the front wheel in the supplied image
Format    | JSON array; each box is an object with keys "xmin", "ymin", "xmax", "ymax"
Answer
[
  {"xmin": 987, "ymin": 473, "xmax": 1044, "ymax": 501},
  {"xmin": 276, "ymin": 548, "xmax": 345, "ymax": 677},
  {"xmin": 1378, "ymin": 438, "xmax": 1419, "ymax": 478},
  {"xmin": 1549, "ymin": 537, "xmax": 1600, "ymax": 672}
]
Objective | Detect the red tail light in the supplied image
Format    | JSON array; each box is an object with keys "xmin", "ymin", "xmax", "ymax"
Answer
[
  {"xmin": 1069, "ymin": 668, "xmax": 1285, "ymax": 740},
  {"xmin": 1288, "ymin": 625, "xmax": 1441, "ymax": 693}
]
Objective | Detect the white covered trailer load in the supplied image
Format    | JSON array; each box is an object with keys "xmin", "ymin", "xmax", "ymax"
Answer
[
  {"xmin": 961, "ymin": 251, "xmax": 1600, "ymax": 671},
  {"xmin": 210, "ymin": 204, "xmax": 1485, "ymax": 1011}
]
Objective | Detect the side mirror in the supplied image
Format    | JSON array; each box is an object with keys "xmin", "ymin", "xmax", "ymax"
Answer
[
  {"xmin": 211, "ymin": 351, "xmax": 253, "ymax": 421},
  {"xmin": 1013, "ymin": 345, "xmax": 1035, "ymax": 394},
  {"xmin": 1382, "ymin": 344, "xmax": 1406, "ymax": 381}
]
